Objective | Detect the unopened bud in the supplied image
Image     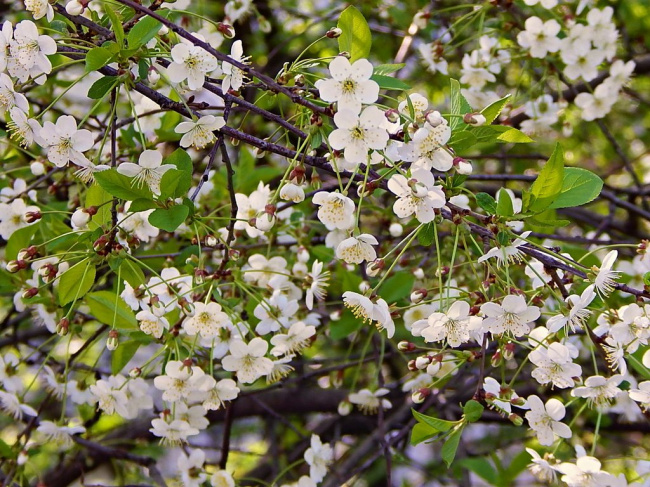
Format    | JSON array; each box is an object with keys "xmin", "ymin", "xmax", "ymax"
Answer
[
  {"xmin": 258, "ymin": 16, "xmax": 271, "ymax": 33},
  {"xmin": 398, "ymin": 341, "xmax": 416, "ymax": 352},
  {"xmin": 71, "ymin": 208, "xmax": 91, "ymax": 229},
  {"xmin": 415, "ymin": 356, "xmax": 431, "ymax": 369},
  {"xmin": 385, "ymin": 108, "xmax": 399, "ymax": 123},
  {"xmin": 217, "ymin": 22, "xmax": 235, "ymax": 39},
  {"xmin": 22, "ymin": 288, "xmax": 38, "ymax": 299},
  {"xmin": 410, "ymin": 288, "xmax": 427, "ymax": 304},
  {"xmin": 129, "ymin": 367, "xmax": 142, "ymax": 378},
  {"xmin": 463, "ymin": 113, "xmax": 486, "ymax": 126},
  {"xmin": 503, "ymin": 342, "xmax": 516, "ymax": 361},
  {"xmin": 407, "ymin": 359, "xmax": 418, "ymax": 371},
  {"xmin": 413, "ymin": 267, "xmax": 425, "ymax": 280},
  {"xmin": 7, "ymin": 260, "xmax": 27, "ymax": 273},
  {"xmin": 65, "ymin": 0, "xmax": 84, "ymax": 15},
  {"xmin": 106, "ymin": 330, "xmax": 119, "ymax": 351},
  {"xmin": 56, "ymin": 318, "xmax": 70, "ymax": 336},
  {"xmin": 329, "ymin": 309, "xmax": 341, "ymax": 321},
  {"xmin": 17, "ymin": 246, "xmax": 39, "ymax": 261},
  {"xmin": 279, "ymin": 183, "xmax": 305, "ymax": 202},
  {"xmin": 425, "ymin": 110, "xmax": 444, "ymax": 127},
  {"xmin": 508, "ymin": 413, "xmax": 524, "ymax": 426},
  {"xmin": 24, "ymin": 211, "xmax": 41, "ymax": 223},
  {"xmin": 366, "ymin": 259, "xmax": 384, "ymax": 277},
  {"xmin": 338, "ymin": 400, "xmax": 352, "ymax": 415},
  {"xmin": 389, "ymin": 223, "xmax": 403, "ymax": 237},
  {"xmin": 255, "ymin": 212, "xmax": 276, "ymax": 232},
  {"xmin": 326, "ymin": 27, "xmax": 342, "ymax": 38},
  {"xmin": 412, "ymin": 388, "xmax": 430, "ymax": 404},
  {"xmin": 148, "ymin": 67, "xmax": 161, "ymax": 84},
  {"xmin": 510, "ymin": 396, "xmax": 527, "ymax": 407},
  {"xmin": 491, "ymin": 351, "xmax": 502, "ymax": 367}
]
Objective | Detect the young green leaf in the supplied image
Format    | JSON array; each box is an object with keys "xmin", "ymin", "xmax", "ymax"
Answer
[
  {"xmin": 496, "ymin": 128, "xmax": 534, "ymax": 143},
  {"xmin": 462, "ymin": 400, "xmax": 484, "ymax": 423},
  {"xmin": 87, "ymin": 76, "xmax": 118, "ymax": 100},
  {"xmin": 548, "ymin": 167, "xmax": 603, "ymax": 209},
  {"xmin": 85, "ymin": 46, "xmax": 113, "ymax": 72},
  {"xmin": 105, "ymin": 8, "xmax": 124, "ymax": 46},
  {"xmin": 475, "ymin": 193, "xmax": 497, "ymax": 214},
  {"xmin": 370, "ymin": 74, "xmax": 411, "ymax": 91},
  {"xmin": 111, "ymin": 340, "xmax": 141, "ymax": 374},
  {"xmin": 410, "ymin": 423, "xmax": 440, "ymax": 446},
  {"xmin": 148, "ymin": 205, "xmax": 190, "ymax": 232},
  {"xmin": 373, "ymin": 63, "xmax": 405, "ymax": 75},
  {"xmin": 94, "ymin": 169, "xmax": 154, "ymax": 201},
  {"xmin": 527, "ymin": 143, "xmax": 564, "ymax": 213},
  {"xmin": 58, "ymin": 259, "xmax": 96, "ymax": 305},
  {"xmin": 86, "ymin": 291, "xmax": 138, "ymax": 330},
  {"xmin": 127, "ymin": 16, "xmax": 163, "ymax": 50},
  {"xmin": 412, "ymin": 409, "xmax": 455, "ymax": 433},
  {"xmin": 441, "ymin": 425, "xmax": 464, "ymax": 467},
  {"xmin": 418, "ymin": 222, "xmax": 435, "ymax": 246},
  {"xmin": 337, "ymin": 6, "xmax": 372, "ymax": 62},
  {"xmin": 449, "ymin": 79, "xmax": 472, "ymax": 130},
  {"xmin": 378, "ymin": 272, "xmax": 415, "ymax": 303},
  {"xmin": 480, "ymin": 94, "xmax": 511, "ymax": 125},
  {"xmin": 496, "ymin": 189, "xmax": 514, "ymax": 217}
]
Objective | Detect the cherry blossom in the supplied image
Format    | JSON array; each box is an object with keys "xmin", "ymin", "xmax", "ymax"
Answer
[
  {"xmin": 328, "ymin": 106, "xmax": 389, "ymax": 164},
  {"xmin": 117, "ymin": 150, "xmax": 175, "ymax": 195},
  {"xmin": 221, "ymin": 337, "xmax": 274, "ymax": 384},
  {"xmin": 387, "ymin": 168, "xmax": 446, "ymax": 223},
  {"xmin": 480, "ymin": 295, "xmax": 540, "ymax": 337},
  {"xmin": 315, "ymin": 56, "xmax": 379, "ymax": 114},
  {"xmin": 525, "ymin": 395, "xmax": 572, "ymax": 446}
]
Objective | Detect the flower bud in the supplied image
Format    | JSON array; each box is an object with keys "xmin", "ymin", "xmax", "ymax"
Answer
[
  {"xmin": 31, "ymin": 161, "xmax": 45, "ymax": 176},
  {"xmin": 22, "ymin": 288, "xmax": 38, "ymax": 299},
  {"xmin": 66, "ymin": 0, "xmax": 84, "ymax": 15},
  {"xmin": 329, "ymin": 309, "xmax": 341, "ymax": 321},
  {"xmin": 326, "ymin": 27, "xmax": 342, "ymax": 38},
  {"xmin": 410, "ymin": 288, "xmax": 427, "ymax": 304},
  {"xmin": 24, "ymin": 211, "xmax": 41, "ymax": 223},
  {"xmin": 415, "ymin": 356, "xmax": 430, "ymax": 369},
  {"xmin": 413, "ymin": 267, "xmax": 425, "ymax": 280},
  {"xmin": 71, "ymin": 208, "xmax": 91, "ymax": 229},
  {"xmin": 398, "ymin": 341, "xmax": 415, "ymax": 351},
  {"xmin": 338, "ymin": 400, "xmax": 352, "ymax": 415},
  {"xmin": 453, "ymin": 157, "xmax": 473, "ymax": 175},
  {"xmin": 217, "ymin": 22, "xmax": 235, "ymax": 39},
  {"xmin": 94, "ymin": 234, "xmax": 109, "ymax": 252},
  {"xmin": 412, "ymin": 388, "xmax": 430, "ymax": 404},
  {"xmin": 106, "ymin": 330, "xmax": 119, "ymax": 351},
  {"xmin": 296, "ymin": 246, "xmax": 310, "ymax": 263},
  {"xmin": 290, "ymin": 165, "xmax": 306, "ymax": 184},
  {"xmin": 255, "ymin": 213, "xmax": 276, "ymax": 232},
  {"xmin": 426, "ymin": 361, "xmax": 441, "ymax": 376},
  {"xmin": 129, "ymin": 367, "xmax": 142, "ymax": 378},
  {"xmin": 510, "ymin": 396, "xmax": 527, "ymax": 407},
  {"xmin": 6, "ymin": 260, "xmax": 27, "ymax": 273},
  {"xmin": 56, "ymin": 318, "xmax": 70, "ymax": 336},
  {"xmin": 491, "ymin": 351, "xmax": 502, "ymax": 367},
  {"xmin": 385, "ymin": 108, "xmax": 399, "ymax": 123},
  {"xmin": 407, "ymin": 360, "xmax": 418, "ymax": 371},
  {"xmin": 148, "ymin": 67, "xmax": 161, "ymax": 84},
  {"xmin": 463, "ymin": 113, "xmax": 486, "ymax": 126},
  {"xmin": 389, "ymin": 223, "xmax": 403, "ymax": 237},
  {"xmin": 425, "ymin": 110, "xmax": 444, "ymax": 127},
  {"xmin": 358, "ymin": 280, "xmax": 370, "ymax": 293},
  {"xmin": 503, "ymin": 342, "xmax": 516, "ymax": 361},
  {"xmin": 508, "ymin": 413, "xmax": 524, "ymax": 426},
  {"xmin": 205, "ymin": 235, "xmax": 218, "ymax": 247},
  {"xmin": 17, "ymin": 246, "xmax": 38, "ymax": 261},
  {"xmin": 366, "ymin": 259, "xmax": 384, "ymax": 277},
  {"xmin": 229, "ymin": 249, "xmax": 240, "ymax": 261}
]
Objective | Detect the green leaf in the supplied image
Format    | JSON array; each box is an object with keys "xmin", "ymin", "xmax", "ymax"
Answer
[
  {"xmin": 379, "ymin": 272, "xmax": 415, "ymax": 303},
  {"xmin": 111, "ymin": 340, "xmax": 141, "ymax": 374},
  {"xmin": 58, "ymin": 259, "xmax": 96, "ymax": 305},
  {"xmin": 105, "ymin": 8, "xmax": 124, "ymax": 46},
  {"xmin": 85, "ymin": 46, "xmax": 113, "ymax": 72},
  {"xmin": 412, "ymin": 409, "xmax": 455, "ymax": 433},
  {"xmin": 95, "ymin": 168, "xmax": 154, "ymax": 201},
  {"xmin": 496, "ymin": 189, "xmax": 514, "ymax": 217},
  {"xmin": 158, "ymin": 169, "xmax": 186, "ymax": 200},
  {"xmin": 527, "ymin": 143, "xmax": 565, "ymax": 213},
  {"xmin": 502, "ymin": 450, "xmax": 536, "ymax": 485},
  {"xmin": 458, "ymin": 457, "xmax": 498, "ymax": 485},
  {"xmin": 548, "ymin": 167, "xmax": 603, "ymax": 209},
  {"xmin": 118, "ymin": 258, "xmax": 146, "ymax": 288},
  {"xmin": 418, "ymin": 222, "xmax": 435, "ymax": 246},
  {"xmin": 449, "ymin": 79, "xmax": 472, "ymax": 130},
  {"xmin": 330, "ymin": 313, "xmax": 363, "ymax": 340},
  {"xmin": 163, "ymin": 148, "xmax": 193, "ymax": 196},
  {"xmin": 85, "ymin": 183, "xmax": 112, "ymax": 230},
  {"xmin": 448, "ymin": 131, "xmax": 477, "ymax": 153},
  {"xmin": 410, "ymin": 423, "xmax": 439, "ymax": 446},
  {"xmin": 87, "ymin": 75, "xmax": 118, "ymax": 100},
  {"xmin": 527, "ymin": 216, "xmax": 570, "ymax": 228},
  {"xmin": 0, "ymin": 438, "xmax": 14, "ymax": 460},
  {"xmin": 370, "ymin": 74, "xmax": 411, "ymax": 91},
  {"xmin": 496, "ymin": 128, "xmax": 534, "ymax": 143},
  {"xmin": 129, "ymin": 198, "xmax": 158, "ymax": 212},
  {"xmin": 462, "ymin": 400, "xmax": 484, "ymax": 423},
  {"xmin": 6, "ymin": 224, "xmax": 39, "ymax": 261},
  {"xmin": 373, "ymin": 63, "xmax": 405, "ymax": 75},
  {"xmin": 337, "ymin": 6, "xmax": 372, "ymax": 62},
  {"xmin": 441, "ymin": 425, "xmax": 464, "ymax": 467},
  {"xmin": 86, "ymin": 291, "xmax": 138, "ymax": 330},
  {"xmin": 148, "ymin": 205, "xmax": 190, "ymax": 232},
  {"xmin": 480, "ymin": 94, "xmax": 511, "ymax": 125},
  {"xmin": 475, "ymin": 193, "xmax": 497, "ymax": 214},
  {"xmin": 127, "ymin": 15, "xmax": 162, "ymax": 49}
]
